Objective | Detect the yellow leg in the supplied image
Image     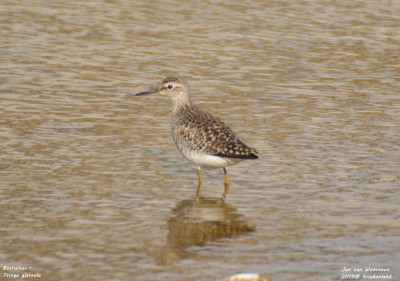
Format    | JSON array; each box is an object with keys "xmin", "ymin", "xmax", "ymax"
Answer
[
  {"xmin": 223, "ymin": 167, "xmax": 230, "ymax": 195},
  {"xmin": 196, "ymin": 167, "xmax": 203, "ymax": 197}
]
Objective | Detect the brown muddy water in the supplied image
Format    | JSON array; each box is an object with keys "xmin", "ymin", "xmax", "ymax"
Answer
[{"xmin": 1, "ymin": 1, "xmax": 399, "ymax": 280}]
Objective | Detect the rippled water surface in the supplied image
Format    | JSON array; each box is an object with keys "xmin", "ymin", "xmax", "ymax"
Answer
[{"xmin": 1, "ymin": 0, "xmax": 399, "ymax": 280}]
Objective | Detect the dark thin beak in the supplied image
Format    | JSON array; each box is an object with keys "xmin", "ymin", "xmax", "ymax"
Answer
[
  {"xmin": 135, "ymin": 88, "xmax": 159, "ymax": 96},
  {"xmin": 135, "ymin": 91, "xmax": 152, "ymax": 96}
]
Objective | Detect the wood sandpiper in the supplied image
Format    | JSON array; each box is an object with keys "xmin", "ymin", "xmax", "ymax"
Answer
[{"xmin": 136, "ymin": 77, "xmax": 258, "ymax": 196}]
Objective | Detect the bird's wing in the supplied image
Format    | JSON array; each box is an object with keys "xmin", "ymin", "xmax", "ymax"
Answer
[{"xmin": 174, "ymin": 107, "xmax": 258, "ymax": 159}]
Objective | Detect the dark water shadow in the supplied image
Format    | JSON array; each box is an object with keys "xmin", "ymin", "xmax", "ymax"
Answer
[{"xmin": 155, "ymin": 196, "xmax": 255, "ymax": 265}]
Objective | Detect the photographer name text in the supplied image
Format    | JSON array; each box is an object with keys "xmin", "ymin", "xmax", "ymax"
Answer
[{"xmin": 341, "ymin": 266, "xmax": 392, "ymax": 279}]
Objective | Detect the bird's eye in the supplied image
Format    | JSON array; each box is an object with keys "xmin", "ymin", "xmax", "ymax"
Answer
[{"xmin": 167, "ymin": 84, "xmax": 173, "ymax": 89}]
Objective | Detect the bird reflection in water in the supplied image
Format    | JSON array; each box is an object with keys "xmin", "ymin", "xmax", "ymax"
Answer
[{"xmin": 156, "ymin": 197, "xmax": 255, "ymax": 265}]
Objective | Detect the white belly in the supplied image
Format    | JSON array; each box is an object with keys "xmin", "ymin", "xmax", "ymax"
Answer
[{"xmin": 183, "ymin": 150, "xmax": 242, "ymax": 168}]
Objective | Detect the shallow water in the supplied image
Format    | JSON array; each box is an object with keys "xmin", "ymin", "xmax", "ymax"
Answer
[{"xmin": 1, "ymin": 0, "xmax": 399, "ymax": 280}]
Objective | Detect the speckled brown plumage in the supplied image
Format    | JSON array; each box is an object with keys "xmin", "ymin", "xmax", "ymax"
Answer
[{"xmin": 172, "ymin": 104, "xmax": 258, "ymax": 159}]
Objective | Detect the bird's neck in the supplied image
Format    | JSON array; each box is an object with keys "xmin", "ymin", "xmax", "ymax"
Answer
[{"xmin": 171, "ymin": 96, "xmax": 193, "ymax": 114}]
